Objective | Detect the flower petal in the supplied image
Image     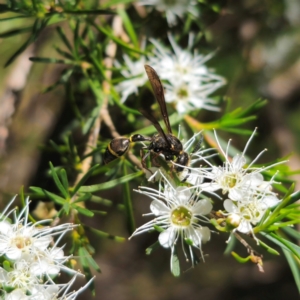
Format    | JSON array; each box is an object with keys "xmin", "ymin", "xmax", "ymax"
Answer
[
  {"xmin": 224, "ymin": 199, "xmax": 237, "ymax": 213},
  {"xmin": 193, "ymin": 199, "xmax": 212, "ymax": 215},
  {"xmin": 158, "ymin": 227, "xmax": 176, "ymax": 248},
  {"xmin": 150, "ymin": 200, "xmax": 170, "ymax": 216},
  {"xmin": 237, "ymin": 220, "xmax": 252, "ymax": 233}
]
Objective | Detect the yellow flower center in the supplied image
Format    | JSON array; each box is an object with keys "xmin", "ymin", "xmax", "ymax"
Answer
[
  {"xmin": 239, "ymin": 202, "xmax": 262, "ymax": 223},
  {"xmin": 177, "ymin": 86, "xmax": 188, "ymax": 99},
  {"xmin": 12, "ymin": 236, "xmax": 31, "ymax": 249},
  {"xmin": 171, "ymin": 206, "xmax": 192, "ymax": 227},
  {"xmin": 224, "ymin": 173, "xmax": 238, "ymax": 188}
]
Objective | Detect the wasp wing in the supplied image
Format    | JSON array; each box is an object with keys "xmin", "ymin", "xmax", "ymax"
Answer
[
  {"xmin": 144, "ymin": 65, "xmax": 173, "ymax": 134},
  {"xmin": 139, "ymin": 108, "xmax": 172, "ymax": 148}
]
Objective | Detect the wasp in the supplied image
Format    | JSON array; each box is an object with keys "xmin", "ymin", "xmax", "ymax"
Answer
[
  {"xmin": 104, "ymin": 65, "xmax": 194, "ymax": 174},
  {"xmin": 103, "ymin": 134, "xmax": 151, "ymax": 165}
]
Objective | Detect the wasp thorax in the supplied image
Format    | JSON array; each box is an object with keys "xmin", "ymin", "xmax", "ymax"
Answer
[{"xmin": 171, "ymin": 206, "xmax": 192, "ymax": 227}]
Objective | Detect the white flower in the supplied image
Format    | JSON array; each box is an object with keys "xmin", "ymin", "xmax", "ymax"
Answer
[
  {"xmin": 150, "ymin": 34, "xmax": 225, "ymax": 84},
  {"xmin": 0, "ymin": 260, "xmax": 40, "ymax": 293},
  {"xmin": 115, "ymin": 54, "xmax": 148, "ymax": 103},
  {"xmin": 149, "ymin": 34, "xmax": 225, "ymax": 113},
  {"xmin": 0, "ymin": 197, "xmax": 74, "ymax": 264},
  {"xmin": 0, "ymin": 197, "xmax": 92, "ymax": 299},
  {"xmin": 224, "ymin": 192, "xmax": 280, "ymax": 234},
  {"xmin": 199, "ymin": 129, "xmax": 284, "ymax": 201},
  {"xmin": 29, "ymin": 276, "xmax": 94, "ymax": 300},
  {"xmin": 138, "ymin": 0, "xmax": 198, "ymax": 26},
  {"xmin": 130, "ymin": 183, "xmax": 212, "ymax": 267},
  {"xmin": 29, "ymin": 246, "xmax": 71, "ymax": 277},
  {"xmin": 164, "ymin": 78, "xmax": 221, "ymax": 113},
  {"xmin": 5, "ymin": 289, "xmax": 29, "ymax": 300}
]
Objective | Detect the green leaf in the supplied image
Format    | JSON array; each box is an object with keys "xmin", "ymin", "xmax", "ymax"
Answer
[
  {"xmin": 236, "ymin": 99, "xmax": 268, "ymax": 118},
  {"xmin": 258, "ymin": 239, "xmax": 280, "ymax": 255},
  {"xmin": 170, "ymin": 250, "xmax": 180, "ymax": 277},
  {"xmin": 73, "ymin": 193, "xmax": 93, "ymax": 203},
  {"xmin": 145, "ymin": 241, "xmax": 161, "ymax": 255},
  {"xmin": 49, "ymin": 162, "xmax": 69, "ymax": 198},
  {"xmin": 29, "ymin": 56, "xmax": 74, "ymax": 64},
  {"xmin": 282, "ymin": 247, "xmax": 300, "ymax": 293},
  {"xmin": 56, "ymin": 26, "xmax": 72, "ymax": 51},
  {"xmin": 282, "ymin": 227, "xmax": 300, "ymax": 240},
  {"xmin": 29, "ymin": 187, "xmax": 65, "ymax": 205},
  {"xmin": 3, "ymin": 260, "xmax": 11, "ymax": 271},
  {"xmin": 123, "ymin": 164, "xmax": 135, "ymax": 233},
  {"xmin": 54, "ymin": 46, "xmax": 74, "ymax": 60},
  {"xmin": 90, "ymin": 210, "xmax": 107, "ymax": 216},
  {"xmin": 110, "ymin": 89, "xmax": 143, "ymax": 115},
  {"xmin": 0, "ymin": 15, "xmax": 33, "ymax": 21},
  {"xmin": 224, "ymin": 234, "xmax": 236, "ymax": 255},
  {"xmin": 90, "ymin": 195, "xmax": 112, "ymax": 206},
  {"xmin": 86, "ymin": 227, "xmax": 125, "ymax": 242},
  {"xmin": 73, "ymin": 19, "xmax": 80, "ymax": 58},
  {"xmin": 82, "ymin": 106, "xmax": 101, "ymax": 135},
  {"xmin": 73, "ymin": 205, "xmax": 94, "ymax": 217},
  {"xmin": 78, "ymin": 247, "xmax": 97, "ymax": 295},
  {"xmin": 59, "ymin": 169, "xmax": 69, "ymax": 193},
  {"xmin": 73, "ymin": 164, "xmax": 100, "ymax": 194},
  {"xmin": 117, "ymin": 8, "xmax": 138, "ymax": 48},
  {"xmin": 93, "ymin": 23, "xmax": 145, "ymax": 55},
  {"xmin": 102, "ymin": 0, "xmax": 136, "ymax": 8},
  {"xmin": 79, "ymin": 171, "xmax": 144, "ymax": 193},
  {"xmin": 153, "ymin": 225, "xmax": 164, "ymax": 233},
  {"xmin": 4, "ymin": 18, "xmax": 48, "ymax": 67},
  {"xmin": 262, "ymin": 232, "xmax": 300, "ymax": 259},
  {"xmin": 0, "ymin": 26, "xmax": 32, "ymax": 37},
  {"xmin": 64, "ymin": 9, "xmax": 115, "ymax": 15}
]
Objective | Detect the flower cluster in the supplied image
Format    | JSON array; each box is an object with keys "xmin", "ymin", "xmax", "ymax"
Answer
[
  {"xmin": 198, "ymin": 128, "xmax": 282, "ymax": 236},
  {"xmin": 115, "ymin": 34, "xmax": 225, "ymax": 114},
  {"xmin": 0, "ymin": 197, "xmax": 91, "ymax": 299},
  {"xmin": 130, "ymin": 128, "xmax": 284, "ymax": 270}
]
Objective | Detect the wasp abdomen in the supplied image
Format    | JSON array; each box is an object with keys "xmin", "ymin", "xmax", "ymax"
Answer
[{"xmin": 103, "ymin": 137, "xmax": 130, "ymax": 164}]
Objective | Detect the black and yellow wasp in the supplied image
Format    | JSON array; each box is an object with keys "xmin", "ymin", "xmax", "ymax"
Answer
[{"xmin": 104, "ymin": 65, "xmax": 200, "ymax": 177}]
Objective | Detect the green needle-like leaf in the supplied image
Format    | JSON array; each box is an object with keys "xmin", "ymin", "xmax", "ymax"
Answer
[
  {"xmin": 123, "ymin": 164, "xmax": 135, "ymax": 233},
  {"xmin": 29, "ymin": 187, "xmax": 65, "ymax": 205},
  {"xmin": 79, "ymin": 171, "xmax": 144, "ymax": 193},
  {"xmin": 59, "ymin": 169, "xmax": 69, "ymax": 194},
  {"xmin": 86, "ymin": 227, "xmax": 126, "ymax": 242},
  {"xmin": 73, "ymin": 205, "xmax": 94, "ymax": 217},
  {"xmin": 49, "ymin": 162, "xmax": 69, "ymax": 198},
  {"xmin": 56, "ymin": 26, "xmax": 72, "ymax": 51},
  {"xmin": 117, "ymin": 8, "xmax": 138, "ymax": 48},
  {"xmin": 73, "ymin": 164, "xmax": 100, "ymax": 194},
  {"xmin": 0, "ymin": 26, "xmax": 33, "ymax": 37},
  {"xmin": 263, "ymin": 233, "xmax": 300, "ymax": 260},
  {"xmin": 29, "ymin": 56, "xmax": 74, "ymax": 64},
  {"xmin": 145, "ymin": 241, "xmax": 161, "ymax": 255},
  {"xmin": 282, "ymin": 248, "xmax": 300, "ymax": 293}
]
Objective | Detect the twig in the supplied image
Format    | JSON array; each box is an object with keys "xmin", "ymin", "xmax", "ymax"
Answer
[{"xmin": 233, "ymin": 231, "xmax": 264, "ymax": 272}]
